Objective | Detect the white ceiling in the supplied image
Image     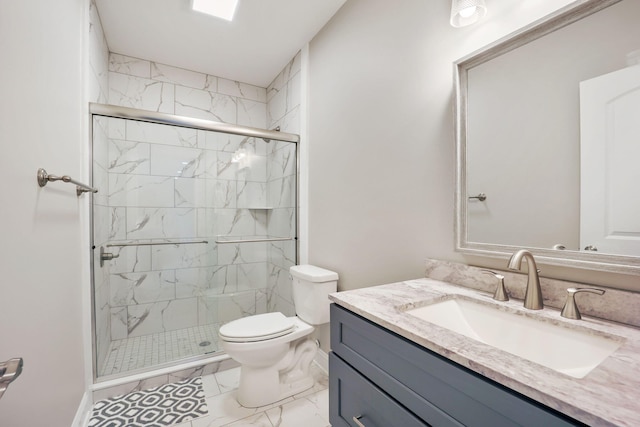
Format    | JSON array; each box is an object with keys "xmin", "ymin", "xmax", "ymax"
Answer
[{"xmin": 95, "ymin": 0, "xmax": 347, "ymax": 88}]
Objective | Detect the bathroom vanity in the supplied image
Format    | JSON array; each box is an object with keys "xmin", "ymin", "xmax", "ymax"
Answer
[
  {"xmin": 330, "ymin": 304, "xmax": 580, "ymax": 426},
  {"xmin": 328, "ymin": 278, "xmax": 640, "ymax": 427}
]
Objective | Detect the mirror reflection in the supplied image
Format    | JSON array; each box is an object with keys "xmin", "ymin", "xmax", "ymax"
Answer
[{"xmin": 461, "ymin": 0, "xmax": 640, "ymax": 260}]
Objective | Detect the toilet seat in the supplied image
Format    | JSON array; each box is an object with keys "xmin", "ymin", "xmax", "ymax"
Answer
[{"xmin": 219, "ymin": 312, "xmax": 296, "ymax": 343}]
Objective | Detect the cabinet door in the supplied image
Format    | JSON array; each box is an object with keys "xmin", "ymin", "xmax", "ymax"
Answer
[
  {"xmin": 329, "ymin": 353, "xmax": 430, "ymax": 427},
  {"xmin": 331, "ymin": 304, "xmax": 584, "ymax": 427}
]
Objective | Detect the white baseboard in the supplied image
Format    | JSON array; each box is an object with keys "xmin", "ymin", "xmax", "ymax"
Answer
[
  {"xmin": 314, "ymin": 348, "xmax": 329, "ymax": 374},
  {"xmin": 71, "ymin": 390, "xmax": 92, "ymax": 427}
]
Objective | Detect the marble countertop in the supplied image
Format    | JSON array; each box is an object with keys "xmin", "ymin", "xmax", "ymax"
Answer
[{"xmin": 329, "ymin": 278, "xmax": 640, "ymax": 427}]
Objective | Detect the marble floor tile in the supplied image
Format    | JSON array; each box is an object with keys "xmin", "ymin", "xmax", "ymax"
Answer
[
  {"xmin": 217, "ymin": 412, "xmax": 274, "ymax": 427},
  {"xmin": 179, "ymin": 362, "xmax": 329, "ymax": 427},
  {"xmin": 265, "ymin": 389, "xmax": 330, "ymax": 427},
  {"xmin": 201, "ymin": 374, "xmax": 222, "ymax": 398},
  {"xmin": 214, "ymin": 367, "xmax": 241, "ymax": 393}
]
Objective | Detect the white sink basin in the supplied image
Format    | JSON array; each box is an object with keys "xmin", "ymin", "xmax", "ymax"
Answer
[{"xmin": 405, "ymin": 297, "xmax": 622, "ymax": 378}]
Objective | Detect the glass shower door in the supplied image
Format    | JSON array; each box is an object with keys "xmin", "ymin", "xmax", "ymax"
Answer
[{"xmin": 91, "ymin": 112, "xmax": 297, "ymax": 380}]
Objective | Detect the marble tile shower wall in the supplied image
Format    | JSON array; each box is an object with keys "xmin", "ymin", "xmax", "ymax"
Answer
[
  {"xmin": 89, "ymin": 0, "xmax": 301, "ymax": 370},
  {"xmin": 104, "ymin": 53, "xmax": 272, "ymax": 341},
  {"xmin": 265, "ymin": 53, "xmax": 302, "ymax": 318},
  {"xmin": 104, "ymin": 118, "xmax": 277, "ymax": 341},
  {"xmin": 108, "ymin": 53, "xmax": 267, "ymax": 128}
]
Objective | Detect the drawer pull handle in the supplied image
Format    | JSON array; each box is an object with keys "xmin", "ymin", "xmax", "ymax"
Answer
[{"xmin": 353, "ymin": 415, "xmax": 366, "ymax": 427}]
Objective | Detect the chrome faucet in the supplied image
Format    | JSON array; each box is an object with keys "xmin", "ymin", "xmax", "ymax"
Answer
[{"xmin": 507, "ymin": 249, "xmax": 543, "ymax": 310}]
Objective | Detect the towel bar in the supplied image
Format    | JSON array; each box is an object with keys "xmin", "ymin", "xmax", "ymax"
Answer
[
  {"xmin": 106, "ymin": 240, "xmax": 208, "ymax": 247},
  {"xmin": 37, "ymin": 168, "xmax": 97, "ymax": 196}
]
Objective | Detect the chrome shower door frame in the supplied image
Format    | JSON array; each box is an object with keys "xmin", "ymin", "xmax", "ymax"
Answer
[{"xmin": 88, "ymin": 103, "xmax": 300, "ymax": 383}]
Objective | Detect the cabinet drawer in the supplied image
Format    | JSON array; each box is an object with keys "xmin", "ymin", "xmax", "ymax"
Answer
[
  {"xmin": 331, "ymin": 304, "xmax": 583, "ymax": 427},
  {"xmin": 330, "ymin": 352, "xmax": 429, "ymax": 427}
]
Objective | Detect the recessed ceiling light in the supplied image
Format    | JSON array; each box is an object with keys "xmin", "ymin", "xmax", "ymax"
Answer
[{"xmin": 192, "ymin": 0, "xmax": 239, "ymax": 21}]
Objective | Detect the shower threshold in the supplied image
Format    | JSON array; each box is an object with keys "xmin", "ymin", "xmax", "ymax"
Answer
[{"xmin": 99, "ymin": 323, "xmax": 222, "ymax": 377}]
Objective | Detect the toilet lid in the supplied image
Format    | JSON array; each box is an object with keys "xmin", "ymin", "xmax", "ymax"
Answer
[{"xmin": 219, "ymin": 312, "xmax": 296, "ymax": 342}]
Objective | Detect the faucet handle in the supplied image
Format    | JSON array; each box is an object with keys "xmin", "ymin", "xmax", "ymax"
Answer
[
  {"xmin": 560, "ymin": 287, "xmax": 605, "ymax": 320},
  {"xmin": 481, "ymin": 269, "xmax": 509, "ymax": 302}
]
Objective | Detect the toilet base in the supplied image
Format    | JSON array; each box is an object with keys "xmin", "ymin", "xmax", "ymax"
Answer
[
  {"xmin": 236, "ymin": 338, "xmax": 318, "ymax": 408},
  {"xmin": 237, "ymin": 370, "xmax": 315, "ymax": 408}
]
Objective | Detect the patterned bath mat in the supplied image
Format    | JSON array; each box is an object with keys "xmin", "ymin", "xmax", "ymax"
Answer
[{"xmin": 89, "ymin": 377, "xmax": 208, "ymax": 427}]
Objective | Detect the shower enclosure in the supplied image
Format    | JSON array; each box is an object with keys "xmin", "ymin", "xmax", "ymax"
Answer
[{"xmin": 90, "ymin": 104, "xmax": 298, "ymax": 380}]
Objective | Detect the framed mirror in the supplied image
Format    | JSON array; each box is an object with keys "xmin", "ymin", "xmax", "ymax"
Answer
[{"xmin": 455, "ymin": 0, "xmax": 640, "ymax": 274}]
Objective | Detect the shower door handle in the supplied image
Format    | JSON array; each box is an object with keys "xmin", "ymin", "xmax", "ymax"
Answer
[
  {"xmin": 100, "ymin": 246, "xmax": 120, "ymax": 267},
  {"xmin": 0, "ymin": 357, "xmax": 23, "ymax": 400}
]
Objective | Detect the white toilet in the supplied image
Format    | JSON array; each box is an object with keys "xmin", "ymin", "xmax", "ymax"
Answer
[{"xmin": 218, "ymin": 264, "xmax": 338, "ymax": 408}]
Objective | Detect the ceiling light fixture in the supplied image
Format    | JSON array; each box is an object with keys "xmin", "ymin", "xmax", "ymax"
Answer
[
  {"xmin": 450, "ymin": 0, "xmax": 487, "ymax": 28},
  {"xmin": 192, "ymin": 0, "xmax": 239, "ymax": 21}
]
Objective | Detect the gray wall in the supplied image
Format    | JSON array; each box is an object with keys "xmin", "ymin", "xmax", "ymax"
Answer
[
  {"xmin": 0, "ymin": 0, "xmax": 88, "ymax": 425},
  {"xmin": 308, "ymin": 0, "xmax": 453, "ymax": 290},
  {"xmin": 306, "ymin": 0, "xmax": 638, "ymax": 292}
]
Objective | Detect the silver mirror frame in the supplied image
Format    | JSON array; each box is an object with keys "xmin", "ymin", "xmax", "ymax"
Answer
[{"xmin": 454, "ymin": 0, "xmax": 640, "ymax": 275}]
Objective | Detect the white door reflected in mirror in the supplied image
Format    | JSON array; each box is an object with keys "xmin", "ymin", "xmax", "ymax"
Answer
[{"xmin": 580, "ymin": 64, "xmax": 640, "ymax": 255}]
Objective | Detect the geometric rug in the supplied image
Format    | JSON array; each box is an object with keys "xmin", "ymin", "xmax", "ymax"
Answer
[{"xmin": 88, "ymin": 377, "xmax": 208, "ymax": 427}]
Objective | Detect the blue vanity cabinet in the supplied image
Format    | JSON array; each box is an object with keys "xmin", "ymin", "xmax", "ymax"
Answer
[
  {"xmin": 329, "ymin": 304, "xmax": 585, "ymax": 427},
  {"xmin": 329, "ymin": 354, "xmax": 431, "ymax": 427}
]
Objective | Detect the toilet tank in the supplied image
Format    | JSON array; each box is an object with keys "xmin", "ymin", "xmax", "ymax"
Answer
[{"xmin": 290, "ymin": 264, "xmax": 338, "ymax": 325}]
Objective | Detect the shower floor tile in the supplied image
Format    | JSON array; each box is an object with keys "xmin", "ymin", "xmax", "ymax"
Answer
[{"xmin": 101, "ymin": 324, "xmax": 222, "ymax": 377}]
